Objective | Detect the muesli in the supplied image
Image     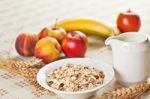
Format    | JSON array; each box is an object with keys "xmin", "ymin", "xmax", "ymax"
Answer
[{"xmin": 46, "ymin": 63, "xmax": 105, "ymax": 92}]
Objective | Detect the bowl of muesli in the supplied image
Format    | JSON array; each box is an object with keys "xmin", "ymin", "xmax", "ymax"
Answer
[{"xmin": 37, "ymin": 58, "xmax": 114, "ymax": 99}]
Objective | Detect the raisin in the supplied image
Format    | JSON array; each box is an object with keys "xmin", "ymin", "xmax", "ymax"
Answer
[
  {"xmin": 94, "ymin": 75, "xmax": 99, "ymax": 79},
  {"xmin": 59, "ymin": 83, "xmax": 64, "ymax": 87},
  {"xmin": 84, "ymin": 67, "xmax": 88, "ymax": 69},
  {"xmin": 59, "ymin": 83, "xmax": 65, "ymax": 90},
  {"xmin": 47, "ymin": 81, "xmax": 53, "ymax": 86}
]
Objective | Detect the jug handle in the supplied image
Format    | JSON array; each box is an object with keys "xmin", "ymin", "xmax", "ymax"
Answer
[{"xmin": 105, "ymin": 36, "xmax": 117, "ymax": 45}]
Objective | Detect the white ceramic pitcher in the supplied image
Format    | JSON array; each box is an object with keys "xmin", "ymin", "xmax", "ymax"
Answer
[{"xmin": 105, "ymin": 32, "xmax": 150, "ymax": 86}]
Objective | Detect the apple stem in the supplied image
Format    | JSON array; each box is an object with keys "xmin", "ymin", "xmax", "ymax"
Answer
[
  {"xmin": 54, "ymin": 18, "xmax": 58, "ymax": 27},
  {"xmin": 127, "ymin": 9, "xmax": 132, "ymax": 13},
  {"xmin": 71, "ymin": 33, "xmax": 76, "ymax": 37},
  {"xmin": 71, "ymin": 33, "xmax": 79, "ymax": 38}
]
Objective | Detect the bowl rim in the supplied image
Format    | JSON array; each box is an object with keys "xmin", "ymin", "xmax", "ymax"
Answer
[{"xmin": 37, "ymin": 58, "xmax": 114, "ymax": 94}]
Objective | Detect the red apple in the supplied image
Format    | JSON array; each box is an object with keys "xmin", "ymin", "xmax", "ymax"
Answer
[
  {"xmin": 61, "ymin": 31, "xmax": 88, "ymax": 57},
  {"xmin": 38, "ymin": 26, "xmax": 67, "ymax": 43},
  {"xmin": 117, "ymin": 10, "xmax": 141, "ymax": 32},
  {"xmin": 15, "ymin": 33, "xmax": 38, "ymax": 56}
]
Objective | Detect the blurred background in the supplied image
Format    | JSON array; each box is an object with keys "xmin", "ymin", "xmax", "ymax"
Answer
[{"xmin": 0, "ymin": 0, "xmax": 150, "ymax": 33}]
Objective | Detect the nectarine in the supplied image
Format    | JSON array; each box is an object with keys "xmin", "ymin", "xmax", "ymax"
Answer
[
  {"xmin": 15, "ymin": 33, "xmax": 38, "ymax": 56},
  {"xmin": 34, "ymin": 37, "xmax": 61, "ymax": 63}
]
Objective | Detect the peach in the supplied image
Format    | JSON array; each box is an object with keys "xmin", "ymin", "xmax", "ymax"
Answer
[
  {"xmin": 34, "ymin": 37, "xmax": 61, "ymax": 63},
  {"xmin": 15, "ymin": 33, "xmax": 38, "ymax": 56}
]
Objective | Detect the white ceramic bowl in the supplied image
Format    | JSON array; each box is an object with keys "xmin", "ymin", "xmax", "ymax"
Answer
[{"xmin": 37, "ymin": 58, "xmax": 114, "ymax": 99}]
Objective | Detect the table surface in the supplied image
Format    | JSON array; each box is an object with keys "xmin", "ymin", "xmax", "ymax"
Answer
[{"xmin": 0, "ymin": 0, "xmax": 150, "ymax": 99}]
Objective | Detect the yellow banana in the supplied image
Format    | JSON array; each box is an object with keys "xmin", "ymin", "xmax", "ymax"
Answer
[{"xmin": 56, "ymin": 18, "xmax": 114, "ymax": 38}]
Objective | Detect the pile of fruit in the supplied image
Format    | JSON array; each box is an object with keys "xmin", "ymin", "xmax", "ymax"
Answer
[
  {"xmin": 15, "ymin": 26, "xmax": 89, "ymax": 64},
  {"xmin": 15, "ymin": 10, "xmax": 141, "ymax": 64},
  {"xmin": 15, "ymin": 18, "xmax": 113, "ymax": 64}
]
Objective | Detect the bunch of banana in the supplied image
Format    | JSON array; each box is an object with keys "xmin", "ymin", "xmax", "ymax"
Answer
[{"xmin": 56, "ymin": 18, "xmax": 115, "ymax": 38}]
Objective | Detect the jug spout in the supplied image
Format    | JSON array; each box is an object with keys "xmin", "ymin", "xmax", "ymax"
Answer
[{"xmin": 105, "ymin": 36, "xmax": 118, "ymax": 45}]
